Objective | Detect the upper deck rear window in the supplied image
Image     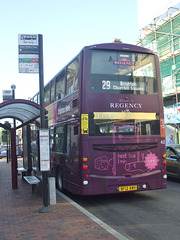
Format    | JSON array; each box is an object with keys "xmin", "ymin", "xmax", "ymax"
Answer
[{"xmin": 89, "ymin": 50, "xmax": 157, "ymax": 95}]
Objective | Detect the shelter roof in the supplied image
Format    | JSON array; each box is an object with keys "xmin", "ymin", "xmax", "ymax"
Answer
[{"xmin": 0, "ymin": 99, "xmax": 42, "ymax": 130}]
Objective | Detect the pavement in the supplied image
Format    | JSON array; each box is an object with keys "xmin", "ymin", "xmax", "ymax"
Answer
[{"xmin": 0, "ymin": 158, "xmax": 119, "ymax": 240}]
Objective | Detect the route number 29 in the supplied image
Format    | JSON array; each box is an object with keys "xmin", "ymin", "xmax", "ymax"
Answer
[{"xmin": 102, "ymin": 80, "xmax": 110, "ymax": 89}]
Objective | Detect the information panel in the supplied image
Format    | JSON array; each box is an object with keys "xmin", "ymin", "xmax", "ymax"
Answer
[
  {"xmin": 18, "ymin": 34, "xmax": 39, "ymax": 73},
  {"xmin": 39, "ymin": 129, "xmax": 50, "ymax": 171},
  {"xmin": 2, "ymin": 90, "xmax": 13, "ymax": 102}
]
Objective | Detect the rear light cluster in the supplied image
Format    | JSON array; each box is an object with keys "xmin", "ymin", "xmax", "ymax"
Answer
[
  {"xmin": 83, "ymin": 157, "xmax": 89, "ymax": 185},
  {"xmin": 163, "ymin": 174, "xmax": 167, "ymax": 179},
  {"xmin": 162, "ymin": 153, "xmax": 167, "ymax": 179}
]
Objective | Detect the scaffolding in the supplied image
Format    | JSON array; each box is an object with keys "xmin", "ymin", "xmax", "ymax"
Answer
[
  {"xmin": 138, "ymin": 2, "xmax": 180, "ymax": 98},
  {"xmin": 138, "ymin": 2, "xmax": 180, "ymax": 143}
]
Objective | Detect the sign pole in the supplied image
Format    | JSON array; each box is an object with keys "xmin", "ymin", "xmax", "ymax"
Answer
[
  {"xmin": 38, "ymin": 34, "xmax": 45, "ymax": 128},
  {"xmin": 38, "ymin": 34, "xmax": 52, "ymax": 213},
  {"xmin": 18, "ymin": 34, "xmax": 52, "ymax": 211}
]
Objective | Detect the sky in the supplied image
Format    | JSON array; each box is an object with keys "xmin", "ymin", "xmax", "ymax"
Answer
[
  {"xmin": 137, "ymin": 0, "xmax": 180, "ymax": 29},
  {"xmin": 0, "ymin": 0, "xmax": 179, "ymax": 104},
  {"xmin": 0, "ymin": 0, "xmax": 139, "ymax": 102}
]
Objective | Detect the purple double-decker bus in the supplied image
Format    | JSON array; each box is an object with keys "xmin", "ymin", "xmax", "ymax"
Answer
[{"xmin": 32, "ymin": 43, "xmax": 167, "ymax": 195}]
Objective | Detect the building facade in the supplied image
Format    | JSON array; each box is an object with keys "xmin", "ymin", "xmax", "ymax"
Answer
[{"xmin": 138, "ymin": 2, "xmax": 180, "ymax": 143}]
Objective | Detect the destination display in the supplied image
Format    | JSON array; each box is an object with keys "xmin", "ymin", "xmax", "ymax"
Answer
[
  {"xmin": 102, "ymin": 80, "xmax": 144, "ymax": 91},
  {"xmin": 89, "ymin": 74, "xmax": 156, "ymax": 94}
]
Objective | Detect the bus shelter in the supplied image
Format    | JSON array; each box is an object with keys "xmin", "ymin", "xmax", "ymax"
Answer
[{"xmin": 0, "ymin": 99, "xmax": 46, "ymax": 189}]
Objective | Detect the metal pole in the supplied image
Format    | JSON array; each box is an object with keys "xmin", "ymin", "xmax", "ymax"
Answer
[
  {"xmin": 173, "ymin": 69, "xmax": 179, "ymax": 144},
  {"xmin": 38, "ymin": 35, "xmax": 45, "ymax": 129},
  {"xmin": 38, "ymin": 34, "xmax": 51, "ymax": 212},
  {"xmin": 11, "ymin": 85, "xmax": 16, "ymax": 128},
  {"xmin": 7, "ymin": 131, "xmax": 9, "ymax": 163},
  {"xmin": 11, "ymin": 128, "xmax": 18, "ymax": 189}
]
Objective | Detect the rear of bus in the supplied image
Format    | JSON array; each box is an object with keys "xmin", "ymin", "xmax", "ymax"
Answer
[{"xmin": 80, "ymin": 43, "xmax": 167, "ymax": 195}]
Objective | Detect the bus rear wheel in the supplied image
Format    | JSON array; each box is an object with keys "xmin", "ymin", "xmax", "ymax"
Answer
[{"xmin": 56, "ymin": 169, "xmax": 64, "ymax": 192}]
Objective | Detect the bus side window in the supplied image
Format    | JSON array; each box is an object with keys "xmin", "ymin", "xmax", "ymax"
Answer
[
  {"xmin": 54, "ymin": 125, "xmax": 65, "ymax": 153},
  {"xmin": 66, "ymin": 58, "xmax": 79, "ymax": 95},
  {"xmin": 56, "ymin": 72, "xmax": 65, "ymax": 101},
  {"xmin": 50, "ymin": 128, "xmax": 54, "ymax": 151},
  {"xmin": 50, "ymin": 79, "xmax": 55, "ymax": 104},
  {"xmin": 74, "ymin": 126, "xmax": 78, "ymax": 135},
  {"xmin": 72, "ymin": 125, "xmax": 79, "ymax": 158},
  {"xmin": 44, "ymin": 84, "xmax": 50, "ymax": 107},
  {"xmin": 65, "ymin": 125, "xmax": 71, "ymax": 155}
]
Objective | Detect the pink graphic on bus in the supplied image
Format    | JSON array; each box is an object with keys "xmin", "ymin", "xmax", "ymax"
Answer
[
  {"xmin": 93, "ymin": 121, "xmax": 160, "ymax": 175},
  {"xmin": 144, "ymin": 151, "xmax": 159, "ymax": 170},
  {"xmin": 113, "ymin": 58, "xmax": 135, "ymax": 66},
  {"xmin": 94, "ymin": 156, "xmax": 109, "ymax": 170}
]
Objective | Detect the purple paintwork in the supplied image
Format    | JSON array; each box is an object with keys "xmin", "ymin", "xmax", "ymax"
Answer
[{"xmin": 49, "ymin": 43, "xmax": 166, "ymax": 195}]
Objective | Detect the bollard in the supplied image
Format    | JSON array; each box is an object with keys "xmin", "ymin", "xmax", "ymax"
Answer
[{"xmin": 48, "ymin": 177, "xmax": 56, "ymax": 205}]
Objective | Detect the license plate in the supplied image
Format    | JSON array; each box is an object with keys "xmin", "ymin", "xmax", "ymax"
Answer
[{"xmin": 119, "ymin": 185, "xmax": 137, "ymax": 192}]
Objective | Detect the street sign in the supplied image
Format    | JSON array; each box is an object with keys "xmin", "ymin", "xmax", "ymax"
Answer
[
  {"xmin": 2, "ymin": 90, "xmax": 13, "ymax": 102},
  {"xmin": 18, "ymin": 34, "xmax": 39, "ymax": 73}
]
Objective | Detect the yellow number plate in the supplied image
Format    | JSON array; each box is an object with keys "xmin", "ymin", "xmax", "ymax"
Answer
[{"xmin": 119, "ymin": 185, "xmax": 137, "ymax": 192}]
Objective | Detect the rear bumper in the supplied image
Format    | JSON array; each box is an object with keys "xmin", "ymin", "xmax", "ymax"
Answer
[{"xmin": 80, "ymin": 170, "xmax": 167, "ymax": 195}]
